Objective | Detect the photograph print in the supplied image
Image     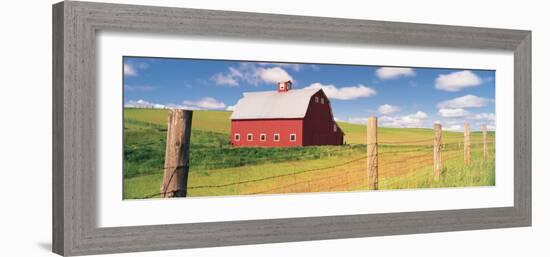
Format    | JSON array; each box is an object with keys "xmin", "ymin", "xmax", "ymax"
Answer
[{"xmin": 123, "ymin": 57, "xmax": 495, "ymax": 199}]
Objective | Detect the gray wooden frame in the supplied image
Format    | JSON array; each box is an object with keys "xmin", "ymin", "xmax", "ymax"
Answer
[{"xmin": 52, "ymin": 1, "xmax": 531, "ymax": 256}]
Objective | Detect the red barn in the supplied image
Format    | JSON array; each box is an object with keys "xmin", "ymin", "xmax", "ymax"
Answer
[{"xmin": 230, "ymin": 81, "xmax": 344, "ymax": 147}]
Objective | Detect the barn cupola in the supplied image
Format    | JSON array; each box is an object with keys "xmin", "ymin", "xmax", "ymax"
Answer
[{"xmin": 277, "ymin": 80, "xmax": 292, "ymax": 93}]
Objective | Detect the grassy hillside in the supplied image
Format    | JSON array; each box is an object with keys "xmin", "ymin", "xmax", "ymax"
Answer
[
  {"xmin": 123, "ymin": 108, "xmax": 495, "ymax": 199},
  {"xmin": 125, "ymin": 108, "xmax": 231, "ymax": 134}
]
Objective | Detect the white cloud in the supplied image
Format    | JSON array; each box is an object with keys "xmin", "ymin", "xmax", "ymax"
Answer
[
  {"xmin": 211, "ymin": 66, "xmax": 244, "ymax": 86},
  {"xmin": 468, "ymin": 112, "xmax": 496, "ymax": 131},
  {"xmin": 412, "ymin": 111, "xmax": 428, "ymax": 119},
  {"xmin": 124, "ymin": 63, "xmax": 137, "ymax": 76},
  {"xmin": 259, "ymin": 62, "xmax": 302, "ymax": 71},
  {"xmin": 304, "ymin": 82, "xmax": 376, "ymax": 100},
  {"xmin": 226, "ymin": 105, "xmax": 235, "ymax": 111},
  {"xmin": 256, "ymin": 67, "xmax": 293, "ymax": 84},
  {"xmin": 378, "ymin": 111, "xmax": 428, "ymax": 128},
  {"xmin": 124, "ymin": 61, "xmax": 150, "ymax": 76},
  {"xmin": 435, "ymin": 70, "xmax": 482, "ymax": 92},
  {"xmin": 211, "ymin": 63, "xmax": 293, "ymax": 86},
  {"xmin": 376, "ymin": 67, "xmax": 415, "ymax": 80},
  {"xmin": 125, "ymin": 97, "xmax": 227, "ymax": 110},
  {"xmin": 211, "ymin": 72, "xmax": 239, "ymax": 86},
  {"xmin": 183, "ymin": 97, "xmax": 226, "ymax": 110},
  {"xmin": 437, "ymin": 112, "xmax": 496, "ymax": 132},
  {"xmin": 438, "ymin": 108, "xmax": 469, "ymax": 118},
  {"xmin": 378, "ymin": 104, "xmax": 400, "ymax": 115},
  {"xmin": 437, "ymin": 94, "xmax": 492, "ymax": 109},
  {"xmin": 348, "ymin": 111, "xmax": 428, "ymax": 128}
]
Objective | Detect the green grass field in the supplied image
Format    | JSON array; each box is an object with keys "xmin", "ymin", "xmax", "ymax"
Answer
[{"xmin": 123, "ymin": 108, "xmax": 495, "ymax": 199}]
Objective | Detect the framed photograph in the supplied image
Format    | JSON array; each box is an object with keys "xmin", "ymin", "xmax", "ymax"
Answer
[{"xmin": 53, "ymin": 1, "xmax": 531, "ymax": 256}]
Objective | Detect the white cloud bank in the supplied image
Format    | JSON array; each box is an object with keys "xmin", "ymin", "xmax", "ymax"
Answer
[
  {"xmin": 378, "ymin": 111, "xmax": 428, "ymax": 128},
  {"xmin": 258, "ymin": 62, "xmax": 303, "ymax": 71},
  {"xmin": 348, "ymin": 111, "xmax": 428, "ymax": 128},
  {"xmin": 435, "ymin": 70, "xmax": 482, "ymax": 92},
  {"xmin": 125, "ymin": 97, "xmax": 227, "ymax": 110},
  {"xmin": 438, "ymin": 112, "xmax": 496, "ymax": 132},
  {"xmin": 437, "ymin": 94, "xmax": 492, "ymax": 109},
  {"xmin": 124, "ymin": 99, "xmax": 166, "ymax": 109},
  {"xmin": 304, "ymin": 82, "xmax": 376, "ymax": 100},
  {"xmin": 212, "ymin": 63, "xmax": 293, "ymax": 86},
  {"xmin": 471, "ymin": 112, "xmax": 495, "ymax": 122},
  {"xmin": 378, "ymin": 104, "xmax": 400, "ymax": 115},
  {"xmin": 375, "ymin": 67, "xmax": 415, "ymax": 80},
  {"xmin": 438, "ymin": 108, "xmax": 469, "ymax": 118},
  {"xmin": 183, "ymin": 97, "xmax": 226, "ymax": 109}
]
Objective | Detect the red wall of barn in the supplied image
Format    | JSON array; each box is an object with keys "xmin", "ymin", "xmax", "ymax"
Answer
[
  {"xmin": 302, "ymin": 91, "xmax": 344, "ymax": 146},
  {"xmin": 230, "ymin": 119, "xmax": 304, "ymax": 147}
]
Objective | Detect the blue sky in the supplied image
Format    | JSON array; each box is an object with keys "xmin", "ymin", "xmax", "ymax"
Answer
[{"xmin": 124, "ymin": 57, "xmax": 495, "ymax": 131}]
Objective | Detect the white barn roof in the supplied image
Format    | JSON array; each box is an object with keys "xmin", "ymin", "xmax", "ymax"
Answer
[{"xmin": 230, "ymin": 88, "xmax": 322, "ymax": 120}]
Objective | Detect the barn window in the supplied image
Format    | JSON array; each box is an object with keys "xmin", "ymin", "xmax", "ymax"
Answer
[
  {"xmin": 260, "ymin": 133, "xmax": 266, "ymax": 141},
  {"xmin": 315, "ymin": 96, "xmax": 319, "ymax": 103},
  {"xmin": 273, "ymin": 133, "xmax": 280, "ymax": 142},
  {"xmin": 320, "ymin": 98, "xmax": 325, "ymax": 104},
  {"xmin": 234, "ymin": 133, "xmax": 240, "ymax": 141},
  {"xmin": 290, "ymin": 134, "xmax": 297, "ymax": 142},
  {"xmin": 247, "ymin": 133, "xmax": 253, "ymax": 141},
  {"xmin": 333, "ymin": 124, "xmax": 337, "ymax": 132}
]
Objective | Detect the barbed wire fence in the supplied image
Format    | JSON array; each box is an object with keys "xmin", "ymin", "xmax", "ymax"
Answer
[{"xmin": 129, "ymin": 113, "xmax": 494, "ymax": 199}]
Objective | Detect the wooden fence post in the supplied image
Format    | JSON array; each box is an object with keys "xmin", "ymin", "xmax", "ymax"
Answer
[
  {"xmin": 464, "ymin": 123, "xmax": 471, "ymax": 165},
  {"xmin": 482, "ymin": 124, "xmax": 488, "ymax": 161},
  {"xmin": 433, "ymin": 123, "xmax": 442, "ymax": 180},
  {"xmin": 161, "ymin": 109, "xmax": 193, "ymax": 197},
  {"xmin": 366, "ymin": 117, "xmax": 378, "ymax": 190}
]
